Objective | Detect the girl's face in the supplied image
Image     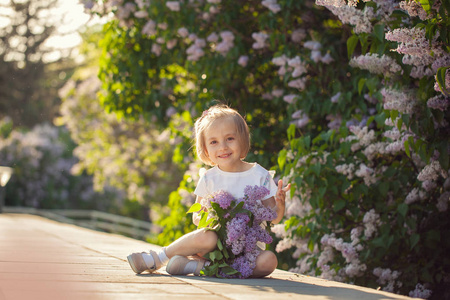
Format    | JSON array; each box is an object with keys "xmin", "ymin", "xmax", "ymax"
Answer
[{"xmin": 203, "ymin": 117, "xmax": 246, "ymax": 172}]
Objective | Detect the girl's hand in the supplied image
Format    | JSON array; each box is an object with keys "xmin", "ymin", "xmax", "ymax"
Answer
[
  {"xmin": 272, "ymin": 180, "xmax": 291, "ymax": 224},
  {"xmin": 275, "ymin": 179, "xmax": 291, "ymax": 208}
]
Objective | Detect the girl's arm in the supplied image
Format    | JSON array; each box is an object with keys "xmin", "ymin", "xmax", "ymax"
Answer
[
  {"xmin": 192, "ymin": 196, "xmax": 203, "ymax": 226},
  {"xmin": 263, "ymin": 180, "xmax": 291, "ymax": 224}
]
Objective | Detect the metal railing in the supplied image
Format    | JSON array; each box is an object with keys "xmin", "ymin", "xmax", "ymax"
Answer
[{"xmin": 3, "ymin": 207, "xmax": 161, "ymax": 241}]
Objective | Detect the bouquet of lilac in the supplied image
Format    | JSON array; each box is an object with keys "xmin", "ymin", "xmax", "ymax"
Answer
[{"xmin": 187, "ymin": 185, "xmax": 277, "ymax": 278}]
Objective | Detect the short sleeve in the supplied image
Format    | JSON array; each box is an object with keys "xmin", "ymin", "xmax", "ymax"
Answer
[
  {"xmin": 194, "ymin": 172, "xmax": 208, "ymax": 197},
  {"xmin": 262, "ymin": 172, "xmax": 278, "ymax": 200}
]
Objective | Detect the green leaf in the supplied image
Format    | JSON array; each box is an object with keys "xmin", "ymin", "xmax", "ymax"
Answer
[
  {"xmin": 438, "ymin": 140, "xmax": 449, "ymax": 169},
  {"xmin": 333, "ymin": 199, "xmax": 346, "ymax": 212},
  {"xmin": 398, "ymin": 203, "xmax": 408, "ymax": 217},
  {"xmin": 404, "ymin": 139, "xmax": 411, "ymax": 158},
  {"xmin": 373, "ymin": 24, "xmax": 385, "ymax": 42},
  {"xmin": 217, "ymin": 238, "xmax": 223, "ymax": 250},
  {"xmin": 410, "ymin": 234, "xmax": 420, "ymax": 249},
  {"xmin": 436, "ymin": 67, "xmax": 449, "ymax": 94},
  {"xmin": 287, "ymin": 124, "xmax": 296, "ymax": 141},
  {"xmin": 347, "ymin": 35, "xmax": 358, "ymax": 59},
  {"xmin": 419, "ymin": 0, "xmax": 431, "ymax": 13},
  {"xmin": 187, "ymin": 203, "xmax": 202, "ymax": 214},
  {"xmin": 278, "ymin": 149, "xmax": 287, "ymax": 171}
]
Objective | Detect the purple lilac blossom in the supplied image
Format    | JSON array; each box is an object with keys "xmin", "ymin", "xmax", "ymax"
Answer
[
  {"xmin": 206, "ymin": 185, "xmax": 277, "ymax": 278},
  {"xmin": 210, "ymin": 190, "xmax": 234, "ymax": 209}
]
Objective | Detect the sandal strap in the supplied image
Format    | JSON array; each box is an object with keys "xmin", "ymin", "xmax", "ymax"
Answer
[
  {"xmin": 194, "ymin": 259, "xmax": 205, "ymax": 276},
  {"xmin": 148, "ymin": 250, "xmax": 162, "ymax": 271}
]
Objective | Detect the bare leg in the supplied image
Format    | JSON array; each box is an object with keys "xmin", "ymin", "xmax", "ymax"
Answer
[
  {"xmin": 165, "ymin": 228, "xmax": 218, "ymax": 259},
  {"xmin": 251, "ymin": 250, "xmax": 278, "ymax": 278}
]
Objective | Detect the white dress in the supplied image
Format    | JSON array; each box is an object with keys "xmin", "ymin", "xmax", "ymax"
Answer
[{"xmin": 194, "ymin": 163, "xmax": 278, "ymax": 200}]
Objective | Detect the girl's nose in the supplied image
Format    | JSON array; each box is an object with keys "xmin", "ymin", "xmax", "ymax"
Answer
[{"xmin": 219, "ymin": 141, "xmax": 228, "ymax": 149}]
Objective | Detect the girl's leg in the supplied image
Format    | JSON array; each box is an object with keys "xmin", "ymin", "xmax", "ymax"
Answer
[
  {"xmin": 127, "ymin": 228, "xmax": 217, "ymax": 274},
  {"xmin": 251, "ymin": 250, "xmax": 278, "ymax": 278},
  {"xmin": 165, "ymin": 228, "xmax": 218, "ymax": 258}
]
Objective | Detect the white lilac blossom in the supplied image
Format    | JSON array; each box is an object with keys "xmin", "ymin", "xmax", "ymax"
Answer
[
  {"xmin": 373, "ymin": 267, "xmax": 402, "ymax": 293},
  {"xmin": 405, "ymin": 187, "xmax": 425, "ymax": 204},
  {"xmin": 326, "ymin": 114, "xmax": 342, "ymax": 130},
  {"xmin": 399, "ymin": 1, "xmax": 432, "ymax": 20},
  {"xmin": 207, "ymin": 32, "xmax": 219, "ymax": 43},
  {"xmin": 381, "ymin": 87, "xmax": 417, "ymax": 114},
  {"xmin": 363, "ymin": 209, "xmax": 380, "ymax": 239},
  {"xmin": 291, "ymin": 28, "xmax": 306, "ymax": 43},
  {"xmin": 238, "ymin": 55, "xmax": 249, "ymax": 67},
  {"xmin": 271, "ymin": 89, "xmax": 283, "ymax": 97},
  {"xmin": 261, "ymin": 0, "xmax": 281, "ymax": 13},
  {"xmin": 422, "ymin": 180, "xmax": 437, "ymax": 192},
  {"xmin": 177, "ymin": 27, "xmax": 189, "ymax": 38},
  {"xmin": 320, "ymin": 233, "xmax": 365, "ymax": 278},
  {"xmin": 386, "ymin": 27, "xmax": 445, "ymax": 63},
  {"xmin": 363, "ymin": 142, "xmax": 388, "ymax": 160},
  {"xmin": 291, "ymin": 110, "xmax": 310, "ymax": 128},
  {"xmin": 215, "ymin": 31, "xmax": 235, "ymax": 56},
  {"xmin": 322, "ymin": 5, "xmax": 374, "ymax": 34},
  {"xmin": 287, "ymin": 56, "xmax": 307, "ymax": 78},
  {"xmin": 272, "ymin": 54, "xmax": 288, "ymax": 66},
  {"xmin": 252, "ymin": 32, "xmax": 269, "ymax": 49},
  {"xmin": 151, "ymin": 44, "xmax": 162, "ymax": 56},
  {"xmin": 310, "ymin": 50, "xmax": 322, "ymax": 63},
  {"xmin": 330, "ymin": 92, "xmax": 341, "ymax": 103},
  {"xmin": 321, "ymin": 52, "xmax": 334, "ymax": 64},
  {"xmin": 186, "ymin": 38, "xmax": 206, "ymax": 61},
  {"xmin": 437, "ymin": 191, "xmax": 450, "ymax": 212},
  {"xmin": 355, "ymin": 163, "xmax": 377, "ymax": 186},
  {"xmin": 315, "ymin": 0, "xmax": 346, "ymax": 7},
  {"xmin": 409, "ymin": 283, "xmax": 433, "ymax": 299},
  {"xmin": 304, "ymin": 41, "xmax": 321, "ymax": 51},
  {"xmin": 166, "ymin": 39, "xmax": 177, "ymax": 49},
  {"xmin": 288, "ymin": 78, "xmax": 307, "ymax": 90},
  {"xmin": 349, "ymin": 54, "xmax": 403, "ymax": 76},
  {"xmin": 142, "ymin": 20, "xmax": 157, "ymax": 36},
  {"xmin": 417, "ymin": 160, "xmax": 446, "ymax": 182},
  {"xmin": 283, "ymin": 94, "xmax": 297, "ymax": 104},
  {"xmin": 349, "ymin": 125, "xmax": 376, "ymax": 148},
  {"xmin": 116, "ymin": 2, "xmax": 136, "ymax": 20},
  {"xmin": 166, "ymin": 1, "xmax": 180, "ymax": 11},
  {"xmin": 336, "ymin": 163, "xmax": 355, "ymax": 180},
  {"xmin": 134, "ymin": 10, "xmax": 148, "ymax": 18}
]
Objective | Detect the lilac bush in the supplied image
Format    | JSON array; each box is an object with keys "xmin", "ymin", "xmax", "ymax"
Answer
[{"xmin": 81, "ymin": 0, "xmax": 449, "ymax": 297}]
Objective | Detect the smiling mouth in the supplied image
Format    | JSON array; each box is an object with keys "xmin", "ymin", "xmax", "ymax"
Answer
[{"xmin": 218, "ymin": 153, "xmax": 231, "ymax": 158}]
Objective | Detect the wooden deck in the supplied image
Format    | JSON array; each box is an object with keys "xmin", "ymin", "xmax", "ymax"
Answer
[{"xmin": 0, "ymin": 213, "xmax": 416, "ymax": 300}]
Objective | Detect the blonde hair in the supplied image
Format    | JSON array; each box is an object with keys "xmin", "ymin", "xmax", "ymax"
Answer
[{"xmin": 194, "ymin": 104, "xmax": 250, "ymax": 166}]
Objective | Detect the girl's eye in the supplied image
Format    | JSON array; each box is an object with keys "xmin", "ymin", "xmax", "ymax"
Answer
[
  {"xmin": 210, "ymin": 140, "xmax": 217, "ymax": 145},
  {"xmin": 227, "ymin": 137, "xmax": 234, "ymax": 141}
]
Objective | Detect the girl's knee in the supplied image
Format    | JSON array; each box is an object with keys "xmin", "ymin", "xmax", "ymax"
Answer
[
  {"xmin": 253, "ymin": 251, "xmax": 277, "ymax": 277},
  {"xmin": 195, "ymin": 229, "xmax": 218, "ymax": 252}
]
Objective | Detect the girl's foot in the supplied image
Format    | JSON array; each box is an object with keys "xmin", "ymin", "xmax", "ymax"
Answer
[
  {"xmin": 127, "ymin": 250, "xmax": 163, "ymax": 274},
  {"xmin": 165, "ymin": 255, "xmax": 207, "ymax": 276}
]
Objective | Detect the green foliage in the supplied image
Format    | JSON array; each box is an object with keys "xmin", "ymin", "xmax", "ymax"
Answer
[{"xmin": 85, "ymin": 0, "xmax": 450, "ymax": 297}]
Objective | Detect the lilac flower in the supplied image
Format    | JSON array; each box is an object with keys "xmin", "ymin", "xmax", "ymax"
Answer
[{"xmin": 210, "ymin": 190, "xmax": 234, "ymax": 209}]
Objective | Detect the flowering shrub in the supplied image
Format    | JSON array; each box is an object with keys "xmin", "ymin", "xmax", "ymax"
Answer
[
  {"xmin": 188, "ymin": 185, "xmax": 276, "ymax": 278},
  {"xmin": 0, "ymin": 117, "xmax": 118, "ymax": 210},
  {"xmin": 81, "ymin": 0, "xmax": 449, "ymax": 297}
]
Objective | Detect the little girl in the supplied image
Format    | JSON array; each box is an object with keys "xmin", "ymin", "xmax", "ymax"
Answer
[{"xmin": 127, "ymin": 104, "xmax": 290, "ymax": 277}]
